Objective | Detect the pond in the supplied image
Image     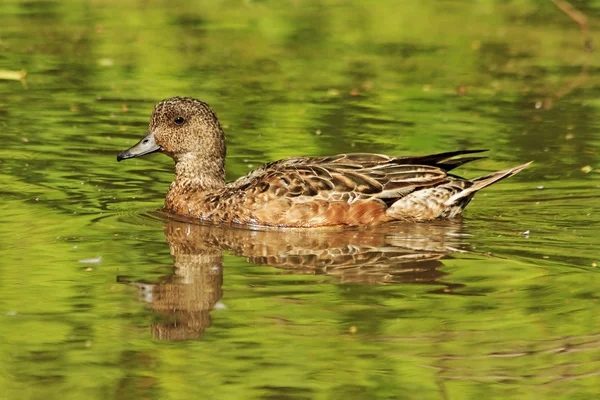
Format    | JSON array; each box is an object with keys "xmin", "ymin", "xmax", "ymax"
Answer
[{"xmin": 1, "ymin": 0, "xmax": 599, "ymax": 398}]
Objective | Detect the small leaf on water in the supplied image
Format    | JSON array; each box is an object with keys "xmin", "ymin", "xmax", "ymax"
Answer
[{"xmin": 0, "ymin": 69, "xmax": 26, "ymax": 81}]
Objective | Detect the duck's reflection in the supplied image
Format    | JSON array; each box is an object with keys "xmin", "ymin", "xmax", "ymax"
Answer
[{"xmin": 119, "ymin": 217, "xmax": 469, "ymax": 340}]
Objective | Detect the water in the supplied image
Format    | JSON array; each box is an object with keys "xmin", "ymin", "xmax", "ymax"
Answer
[{"xmin": 1, "ymin": 0, "xmax": 599, "ymax": 398}]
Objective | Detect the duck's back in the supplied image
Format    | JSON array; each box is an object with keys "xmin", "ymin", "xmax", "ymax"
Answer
[{"xmin": 180, "ymin": 150, "xmax": 526, "ymax": 228}]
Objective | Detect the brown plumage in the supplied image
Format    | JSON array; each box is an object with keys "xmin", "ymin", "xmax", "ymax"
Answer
[{"xmin": 117, "ymin": 97, "xmax": 531, "ymax": 227}]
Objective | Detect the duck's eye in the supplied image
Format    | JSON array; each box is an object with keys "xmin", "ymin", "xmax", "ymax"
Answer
[{"xmin": 174, "ymin": 116, "xmax": 185, "ymax": 125}]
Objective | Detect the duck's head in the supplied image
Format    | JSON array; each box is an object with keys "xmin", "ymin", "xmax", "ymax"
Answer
[{"xmin": 117, "ymin": 97, "xmax": 225, "ymax": 163}]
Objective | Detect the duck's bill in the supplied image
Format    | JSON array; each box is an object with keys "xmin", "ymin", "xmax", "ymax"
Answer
[{"xmin": 117, "ymin": 132, "xmax": 161, "ymax": 162}]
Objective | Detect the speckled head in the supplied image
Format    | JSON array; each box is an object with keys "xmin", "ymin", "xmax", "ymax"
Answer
[{"xmin": 117, "ymin": 97, "xmax": 226, "ymax": 163}]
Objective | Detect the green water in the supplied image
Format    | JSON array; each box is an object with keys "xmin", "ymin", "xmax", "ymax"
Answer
[{"xmin": 1, "ymin": 0, "xmax": 600, "ymax": 398}]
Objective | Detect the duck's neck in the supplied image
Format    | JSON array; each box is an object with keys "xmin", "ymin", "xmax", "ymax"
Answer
[{"xmin": 171, "ymin": 152, "xmax": 226, "ymax": 192}]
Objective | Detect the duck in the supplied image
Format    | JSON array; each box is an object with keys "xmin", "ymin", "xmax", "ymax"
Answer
[{"xmin": 117, "ymin": 97, "xmax": 530, "ymax": 227}]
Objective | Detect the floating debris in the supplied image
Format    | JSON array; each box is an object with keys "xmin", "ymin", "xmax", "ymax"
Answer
[
  {"xmin": 0, "ymin": 69, "xmax": 28, "ymax": 88},
  {"xmin": 79, "ymin": 256, "xmax": 102, "ymax": 264},
  {"xmin": 0, "ymin": 69, "xmax": 26, "ymax": 81},
  {"xmin": 581, "ymin": 165, "xmax": 592, "ymax": 173},
  {"xmin": 98, "ymin": 58, "xmax": 114, "ymax": 67}
]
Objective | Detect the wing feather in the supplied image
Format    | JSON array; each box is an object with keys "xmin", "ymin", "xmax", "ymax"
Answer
[{"xmin": 230, "ymin": 151, "xmax": 486, "ymax": 204}]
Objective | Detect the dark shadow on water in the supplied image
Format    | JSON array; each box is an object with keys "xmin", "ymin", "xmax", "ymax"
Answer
[{"xmin": 118, "ymin": 216, "xmax": 475, "ymax": 341}]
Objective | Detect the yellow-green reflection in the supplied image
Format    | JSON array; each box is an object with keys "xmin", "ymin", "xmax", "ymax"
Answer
[{"xmin": 0, "ymin": 0, "xmax": 599, "ymax": 399}]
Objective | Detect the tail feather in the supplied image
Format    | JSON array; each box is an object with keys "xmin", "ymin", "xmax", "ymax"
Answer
[
  {"xmin": 393, "ymin": 149, "xmax": 488, "ymax": 171},
  {"xmin": 439, "ymin": 156, "xmax": 488, "ymax": 171},
  {"xmin": 444, "ymin": 161, "xmax": 532, "ymax": 206}
]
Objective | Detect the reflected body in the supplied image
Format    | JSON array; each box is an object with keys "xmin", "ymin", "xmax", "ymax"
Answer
[
  {"xmin": 118, "ymin": 97, "xmax": 530, "ymax": 227},
  {"xmin": 120, "ymin": 216, "xmax": 468, "ymax": 340}
]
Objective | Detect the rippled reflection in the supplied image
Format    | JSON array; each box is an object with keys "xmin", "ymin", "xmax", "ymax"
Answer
[{"xmin": 119, "ymin": 217, "xmax": 473, "ymax": 340}]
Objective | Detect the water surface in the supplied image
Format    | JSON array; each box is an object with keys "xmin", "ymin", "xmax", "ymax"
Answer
[{"xmin": 1, "ymin": 1, "xmax": 599, "ymax": 399}]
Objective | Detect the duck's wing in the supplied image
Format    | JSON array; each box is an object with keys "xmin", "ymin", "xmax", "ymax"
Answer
[
  {"xmin": 312, "ymin": 150, "xmax": 487, "ymax": 171},
  {"xmin": 232, "ymin": 150, "xmax": 485, "ymax": 202}
]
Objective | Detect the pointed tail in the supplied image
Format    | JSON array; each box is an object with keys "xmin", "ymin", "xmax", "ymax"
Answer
[{"xmin": 444, "ymin": 161, "xmax": 532, "ymax": 206}]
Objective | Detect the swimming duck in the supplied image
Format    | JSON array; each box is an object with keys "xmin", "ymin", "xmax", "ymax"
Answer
[{"xmin": 117, "ymin": 97, "xmax": 530, "ymax": 227}]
